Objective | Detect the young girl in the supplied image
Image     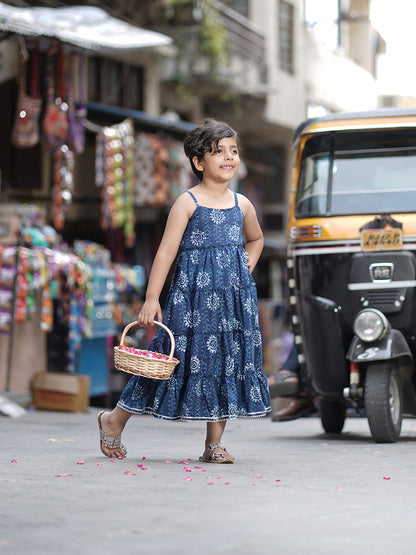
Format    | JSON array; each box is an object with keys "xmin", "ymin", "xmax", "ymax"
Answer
[{"xmin": 97, "ymin": 118, "xmax": 271, "ymax": 463}]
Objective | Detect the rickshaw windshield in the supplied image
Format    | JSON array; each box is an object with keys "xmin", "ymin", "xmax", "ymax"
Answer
[{"xmin": 296, "ymin": 130, "xmax": 416, "ymax": 216}]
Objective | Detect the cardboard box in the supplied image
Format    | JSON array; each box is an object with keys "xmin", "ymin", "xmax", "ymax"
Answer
[{"xmin": 32, "ymin": 372, "xmax": 90, "ymax": 413}]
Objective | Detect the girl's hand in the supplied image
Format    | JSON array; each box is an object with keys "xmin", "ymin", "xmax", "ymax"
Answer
[
  {"xmin": 245, "ymin": 250, "xmax": 252, "ymax": 271},
  {"xmin": 137, "ymin": 299, "xmax": 162, "ymax": 327}
]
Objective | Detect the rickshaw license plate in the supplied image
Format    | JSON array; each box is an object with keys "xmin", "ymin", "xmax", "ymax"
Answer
[{"xmin": 361, "ymin": 228, "xmax": 402, "ymax": 251}]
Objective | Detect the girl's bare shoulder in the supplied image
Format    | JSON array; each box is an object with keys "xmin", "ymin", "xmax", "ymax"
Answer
[
  {"xmin": 171, "ymin": 190, "xmax": 197, "ymax": 216},
  {"xmin": 236, "ymin": 193, "xmax": 254, "ymax": 216}
]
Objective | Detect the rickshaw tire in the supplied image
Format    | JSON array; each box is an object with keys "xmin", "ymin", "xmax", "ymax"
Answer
[
  {"xmin": 364, "ymin": 362, "xmax": 402, "ymax": 443},
  {"xmin": 319, "ymin": 399, "xmax": 346, "ymax": 434}
]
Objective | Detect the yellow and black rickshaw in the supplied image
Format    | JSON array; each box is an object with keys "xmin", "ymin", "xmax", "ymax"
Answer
[{"xmin": 287, "ymin": 107, "xmax": 416, "ymax": 442}]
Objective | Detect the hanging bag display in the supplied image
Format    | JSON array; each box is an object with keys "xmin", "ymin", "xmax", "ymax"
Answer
[
  {"xmin": 67, "ymin": 53, "xmax": 87, "ymax": 154},
  {"xmin": 43, "ymin": 47, "xmax": 69, "ymax": 148},
  {"xmin": 11, "ymin": 46, "xmax": 42, "ymax": 149}
]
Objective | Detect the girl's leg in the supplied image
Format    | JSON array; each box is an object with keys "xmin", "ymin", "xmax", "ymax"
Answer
[
  {"xmin": 202, "ymin": 421, "xmax": 234, "ymax": 461},
  {"xmin": 98, "ymin": 406, "xmax": 132, "ymax": 459},
  {"xmin": 205, "ymin": 420, "xmax": 226, "ymax": 447}
]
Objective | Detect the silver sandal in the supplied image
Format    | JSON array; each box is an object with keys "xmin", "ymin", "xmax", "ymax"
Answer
[
  {"xmin": 199, "ymin": 442, "xmax": 234, "ymax": 464},
  {"xmin": 97, "ymin": 411, "xmax": 127, "ymax": 458}
]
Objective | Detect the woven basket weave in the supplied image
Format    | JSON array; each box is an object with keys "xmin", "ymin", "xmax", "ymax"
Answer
[{"xmin": 114, "ymin": 320, "xmax": 179, "ymax": 380}]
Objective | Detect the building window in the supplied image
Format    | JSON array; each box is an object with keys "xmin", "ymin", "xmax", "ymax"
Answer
[
  {"xmin": 279, "ymin": 1, "xmax": 294, "ymax": 74},
  {"xmin": 88, "ymin": 57, "xmax": 143, "ymax": 110},
  {"xmin": 221, "ymin": 0, "xmax": 249, "ymax": 18}
]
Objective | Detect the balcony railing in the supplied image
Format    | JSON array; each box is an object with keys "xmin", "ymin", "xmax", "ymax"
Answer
[{"xmin": 212, "ymin": 1, "xmax": 265, "ymax": 63}]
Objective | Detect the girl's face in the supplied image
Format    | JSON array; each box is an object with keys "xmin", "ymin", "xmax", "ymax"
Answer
[{"xmin": 194, "ymin": 136, "xmax": 240, "ymax": 183}]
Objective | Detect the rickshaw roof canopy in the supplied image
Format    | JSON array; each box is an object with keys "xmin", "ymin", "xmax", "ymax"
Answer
[{"xmin": 294, "ymin": 107, "xmax": 416, "ymax": 142}]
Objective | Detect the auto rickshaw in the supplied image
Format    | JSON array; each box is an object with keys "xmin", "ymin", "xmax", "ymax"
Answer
[{"xmin": 287, "ymin": 107, "xmax": 416, "ymax": 442}]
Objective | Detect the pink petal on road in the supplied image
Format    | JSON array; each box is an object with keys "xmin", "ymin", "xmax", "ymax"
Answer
[
  {"xmin": 77, "ymin": 461, "xmax": 85, "ymax": 465},
  {"xmin": 55, "ymin": 474, "xmax": 73, "ymax": 477},
  {"xmin": 165, "ymin": 460, "xmax": 172, "ymax": 464},
  {"xmin": 11, "ymin": 460, "xmax": 18, "ymax": 463},
  {"xmin": 123, "ymin": 471, "xmax": 137, "ymax": 475},
  {"xmin": 207, "ymin": 481, "xmax": 216, "ymax": 485},
  {"xmin": 185, "ymin": 477, "xmax": 193, "ymax": 481},
  {"xmin": 383, "ymin": 477, "xmax": 391, "ymax": 480}
]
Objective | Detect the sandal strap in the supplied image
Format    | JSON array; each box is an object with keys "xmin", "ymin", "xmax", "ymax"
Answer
[
  {"xmin": 206, "ymin": 442, "xmax": 229, "ymax": 460},
  {"xmin": 275, "ymin": 369, "xmax": 298, "ymax": 383},
  {"xmin": 99, "ymin": 428, "xmax": 126, "ymax": 453}
]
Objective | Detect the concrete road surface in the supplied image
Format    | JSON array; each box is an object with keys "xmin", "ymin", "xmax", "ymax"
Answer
[{"xmin": 1, "ymin": 408, "xmax": 416, "ymax": 554}]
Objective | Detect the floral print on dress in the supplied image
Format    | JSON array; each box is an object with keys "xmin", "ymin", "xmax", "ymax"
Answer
[
  {"xmin": 118, "ymin": 190, "xmax": 271, "ymax": 421},
  {"xmin": 210, "ymin": 209, "xmax": 226, "ymax": 224},
  {"xmin": 190, "ymin": 229, "xmax": 206, "ymax": 246}
]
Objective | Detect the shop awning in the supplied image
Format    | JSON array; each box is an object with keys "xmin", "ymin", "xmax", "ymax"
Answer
[
  {"xmin": 0, "ymin": 3, "xmax": 173, "ymax": 52},
  {"xmin": 86, "ymin": 102, "xmax": 195, "ymax": 137}
]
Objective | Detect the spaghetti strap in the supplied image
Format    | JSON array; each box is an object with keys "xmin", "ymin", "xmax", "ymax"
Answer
[
  {"xmin": 186, "ymin": 190, "xmax": 199, "ymax": 206},
  {"xmin": 233, "ymin": 191, "xmax": 239, "ymax": 206}
]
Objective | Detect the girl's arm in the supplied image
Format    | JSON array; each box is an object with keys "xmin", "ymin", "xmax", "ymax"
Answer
[
  {"xmin": 239, "ymin": 195, "xmax": 264, "ymax": 273},
  {"xmin": 138, "ymin": 194, "xmax": 194, "ymax": 325}
]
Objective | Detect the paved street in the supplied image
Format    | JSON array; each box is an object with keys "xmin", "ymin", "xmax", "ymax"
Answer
[{"xmin": 1, "ymin": 407, "xmax": 416, "ymax": 554}]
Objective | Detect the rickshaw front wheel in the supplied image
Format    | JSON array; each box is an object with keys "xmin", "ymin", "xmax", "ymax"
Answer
[
  {"xmin": 364, "ymin": 362, "xmax": 402, "ymax": 443},
  {"xmin": 319, "ymin": 399, "xmax": 346, "ymax": 434}
]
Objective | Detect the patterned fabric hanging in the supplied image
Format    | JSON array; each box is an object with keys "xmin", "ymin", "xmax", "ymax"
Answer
[
  {"xmin": 52, "ymin": 145, "xmax": 74, "ymax": 231},
  {"xmin": 133, "ymin": 132, "xmax": 194, "ymax": 207},
  {"xmin": 95, "ymin": 119, "xmax": 136, "ymax": 247}
]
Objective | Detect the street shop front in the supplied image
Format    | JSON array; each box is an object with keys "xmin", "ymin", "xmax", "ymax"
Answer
[{"xmin": 0, "ymin": 5, "xmax": 197, "ymax": 402}]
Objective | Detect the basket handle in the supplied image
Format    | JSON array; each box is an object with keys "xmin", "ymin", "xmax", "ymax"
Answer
[{"xmin": 119, "ymin": 320, "xmax": 176, "ymax": 360}]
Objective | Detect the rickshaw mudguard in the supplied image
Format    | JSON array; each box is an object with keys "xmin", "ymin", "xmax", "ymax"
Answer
[
  {"xmin": 347, "ymin": 329, "xmax": 412, "ymax": 363},
  {"xmin": 300, "ymin": 294, "xmax": 350, "ymax": 396}
]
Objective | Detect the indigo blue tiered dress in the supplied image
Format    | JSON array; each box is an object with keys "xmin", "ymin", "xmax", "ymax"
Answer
[{"xmin": 118, "ymin": 190, "xmax": 271, "ymax": 421}]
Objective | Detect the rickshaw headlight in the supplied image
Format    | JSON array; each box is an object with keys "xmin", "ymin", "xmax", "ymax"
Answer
[{"xmin": 353, "ymin": 309, "xmax": 389, "ymax": 343}]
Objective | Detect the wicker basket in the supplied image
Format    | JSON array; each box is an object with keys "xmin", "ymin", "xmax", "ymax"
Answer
[{"xmin": 114, "ymin": 320, "xmax": 179, "ymax": 380}]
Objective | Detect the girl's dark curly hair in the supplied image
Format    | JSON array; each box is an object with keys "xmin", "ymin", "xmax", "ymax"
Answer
[{"xmin": 183, "ymin": 118, "xmax": 240, "ymax": 181}]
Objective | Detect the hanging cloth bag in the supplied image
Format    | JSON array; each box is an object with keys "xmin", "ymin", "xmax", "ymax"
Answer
[
  {"xmin": 11, "ymin": 46, "xmax": 42, "ymax": 149},
  {"xmin": 43, "ymin": 47, "xmax": 69, "ymax": 148},
  {"xmin": 67, "ymin": 53, "xmax": 87, "ymax": 154}
]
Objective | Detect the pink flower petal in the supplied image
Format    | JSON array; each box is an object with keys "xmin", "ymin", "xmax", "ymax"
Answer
[
  {"xmin": 275, "ymin": 479, "xmax": 281, "ymax": 482},
  {"xmin": 11, "ymin": 459, "xmax": 18, "ymax": 463},
  {"xmin": 207, "ymin": 481, "xmax": 216, "ymax": 485},
  {"xmin": 251, "ymin": 483, "xmax": 258, "ymax": 486},
  {"xmin": 55, "ymin": 473, "xmax": 73, "ymax": 477},
  {"xmin": 97, "ymin": 463, "xmax": 103, "ymax": 467},
  {"xmin": 256, "ymin": 475, "xmax": 263, "ymax": 479},
  {"xmin": 184, "ymin": 477, "xmax": 193, "ymax": 481},
  {"xmin": 383, "ymin": 476, "xmax": 392, "ymax": 480},
  {"xmin": 123, "ymin": 471, "xmax": 137, "ymax": 475},
  {"xmin": 77, "ymin": 461, "xmax": 85, "ymax": 465},
  {"xmin": 224, "ymin": 482, "xmax": 230, "ymax": 485},
  {"xmin": 165, "ymin": 460, "xmax": 172, "ymax": 464}
]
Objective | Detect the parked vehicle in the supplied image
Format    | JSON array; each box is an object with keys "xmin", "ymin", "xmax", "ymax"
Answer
[{"xmin": 287, "ymin": 108, "xmax": 416, "ymax": 442}]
